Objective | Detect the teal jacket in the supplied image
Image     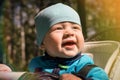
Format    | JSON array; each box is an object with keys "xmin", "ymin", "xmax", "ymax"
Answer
[{"xmin": 28, "ymin": 53, "xmax": 109, "ymax": 80}]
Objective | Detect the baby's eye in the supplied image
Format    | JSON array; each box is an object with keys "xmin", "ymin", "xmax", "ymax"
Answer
[
  {"xmin": 72, "ymin": 26, "xmax": 81, "ymax": 30},
  {"xmin": 55, "ymin": 27, "xmax": 63, "ymax": 30}
]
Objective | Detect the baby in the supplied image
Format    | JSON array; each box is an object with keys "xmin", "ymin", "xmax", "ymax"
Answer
[{"xmin": 28, "ymin": 3, "xmax": 109, "ymax": 80}]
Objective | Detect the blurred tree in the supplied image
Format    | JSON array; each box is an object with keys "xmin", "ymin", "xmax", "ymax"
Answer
[
  {"xmin": 85, "ymin": 0, "xmax": 120, "ymax": 41},
  {"xmin": 4, "ymin": 0, "xmax": 37, "ymax": 71},
  {"xmin": 77, "ymin": 0, "xmax": 87, "ymax": 38},
  {"xmin": 0, "ymin": 0, "xmax": 5, "ymax": 63}
]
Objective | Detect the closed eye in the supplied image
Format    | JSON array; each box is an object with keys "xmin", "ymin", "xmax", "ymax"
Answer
[
  {"xmin": 55, "ymin": 26, "xmax": 63, "ymax": 30},
  {"xmin": 72, "ymin": 26, "xmax": 81, "ymax": 30}
]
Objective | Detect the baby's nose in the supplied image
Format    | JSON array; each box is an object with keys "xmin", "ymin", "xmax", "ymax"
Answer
[{"xmin": 64, "ymin": 30, "xmax": 74, "ymax": 38}]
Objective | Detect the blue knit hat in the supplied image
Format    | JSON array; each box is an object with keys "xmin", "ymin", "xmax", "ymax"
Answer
[{"xmin": 35, "ymin": 3, "xmax": 81, "ymax": 46}]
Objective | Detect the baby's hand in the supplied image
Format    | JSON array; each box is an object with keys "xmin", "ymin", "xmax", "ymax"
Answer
[
  {"xmin": 59, "ymin": 74, "xmax": 82, "ymax": 80},
  {"xmin": 0, "ymin": 64, "xmax": 12, "ymax": 72}
]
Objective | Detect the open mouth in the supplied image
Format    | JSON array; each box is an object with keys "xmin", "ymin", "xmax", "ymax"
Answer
[{"xmin": 62, "ymin": 40, "xmax": 76, "ymax": 47}]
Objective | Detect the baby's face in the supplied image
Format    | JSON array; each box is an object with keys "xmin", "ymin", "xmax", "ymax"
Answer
[
  {"xmin": 0, "ymin": 64, "xmax": 12, "ymax": 72},
  {"xmin": 42, "ymin": 22, "xmax": 84, "ymax": 58}
]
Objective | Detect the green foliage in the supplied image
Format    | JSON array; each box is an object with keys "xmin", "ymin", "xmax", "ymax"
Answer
[{"xmin": 85, "ymin": 0, "xmax": 120, "ymax": 41}]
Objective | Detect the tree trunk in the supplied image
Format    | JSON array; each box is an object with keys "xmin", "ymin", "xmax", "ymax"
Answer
[
  {"xmin": 77, "ymin": 0, "xmax": 87, "ymax": 39},
  {"xmin": 0, "ymin": 0, "xmax": 5, "ymax": 63}
]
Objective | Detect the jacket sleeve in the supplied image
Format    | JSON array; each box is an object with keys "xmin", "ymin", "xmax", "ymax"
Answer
[
  {"xmin": 28, "ymin": 56, "xmax": 42, "ymax": 72},
  {"xmin": 86, "ymin": 67, "xmax": 109, "ymax": 80},
  {"xmin": 75, "ymin": 54, "xmax": 109, "ymax": 80}
]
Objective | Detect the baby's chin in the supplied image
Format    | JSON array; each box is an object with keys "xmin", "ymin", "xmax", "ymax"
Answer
[
  {"xmin": 58, "ymin": 53, "xmax": 79, "ymax": 58},
  {"xmin": 64, "ymin": 51, "xmax": 79, "ymax": 57}
]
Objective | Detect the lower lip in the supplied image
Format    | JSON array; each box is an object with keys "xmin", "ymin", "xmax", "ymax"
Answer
[{"xmin": 64, "ymin": 45, "xmax": 75, "ymax": 50}]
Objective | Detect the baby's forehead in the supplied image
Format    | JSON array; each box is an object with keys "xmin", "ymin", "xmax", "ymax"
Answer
[
  {"xmin": 51, "ymin": 22, "xmax": 82, "ymax": 29},
  {"xmin": 52, "ymin": 21, "xmax": 81, "ymax": 26}
]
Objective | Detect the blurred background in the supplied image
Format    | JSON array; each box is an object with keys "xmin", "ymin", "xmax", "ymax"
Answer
[{"xmin": 0, "ymin": 0, "xmax": 120, "ymax": 71}]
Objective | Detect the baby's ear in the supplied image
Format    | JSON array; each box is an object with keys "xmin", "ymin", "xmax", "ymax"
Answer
[
  {"xmin": 39, "ymin": 44, "xmax": 45, "ymax": 51},
  {"xmin": 39, "ymin": 43, "xmax": 46, "ymax": 55}
]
